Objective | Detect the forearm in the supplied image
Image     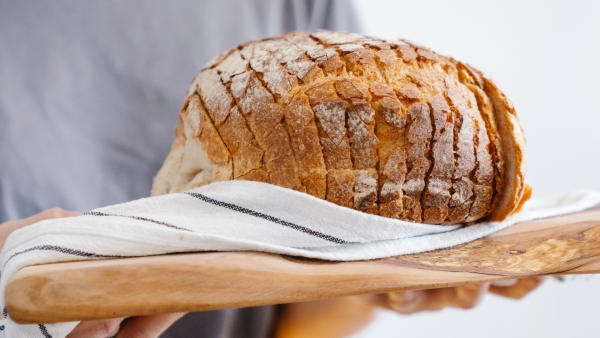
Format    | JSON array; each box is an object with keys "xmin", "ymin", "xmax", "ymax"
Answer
[{"xmin": 274, "ymin": 296, "xmax": 379, "ymax": 338}]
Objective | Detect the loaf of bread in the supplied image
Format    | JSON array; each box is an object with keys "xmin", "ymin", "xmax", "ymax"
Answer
[{"xmin": 152, "ymin": 30, "xmax": 527, "ymax": 224}]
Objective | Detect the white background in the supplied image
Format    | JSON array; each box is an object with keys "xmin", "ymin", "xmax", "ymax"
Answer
[{"xmin": 350, "ymin": 0, "xmax": 600, "ymax": 337}]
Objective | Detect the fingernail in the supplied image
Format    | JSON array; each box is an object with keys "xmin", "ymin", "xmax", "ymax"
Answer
[{"xmin": 492, "ymin": 279, "xmax": 517, "ymax": 287}]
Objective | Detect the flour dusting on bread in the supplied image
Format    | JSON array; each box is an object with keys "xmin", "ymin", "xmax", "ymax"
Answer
[{"xmin": 152, "ymin": 31, "xmax": 527, "ymax": 224}]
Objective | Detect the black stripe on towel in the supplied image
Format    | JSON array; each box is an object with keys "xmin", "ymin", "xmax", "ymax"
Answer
[
  {"xmin": 38, "ymin": 324, "xmax": 52, "ymax": 338},
  {"xmin": 84, "ymin": 211, "xmax": 192, "ymax": 232},
  {"xmin": 184, "ymin": 192, "xmax": 351, "ymax": 244},
  {"xmin": 4, "ymin": 245, "xmax": 124, "ymax": 269}
]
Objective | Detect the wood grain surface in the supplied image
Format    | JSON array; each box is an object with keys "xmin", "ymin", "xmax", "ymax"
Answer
[{"xmin": 6, "ymin": 208, "xmax": 600, "ymax": 324}]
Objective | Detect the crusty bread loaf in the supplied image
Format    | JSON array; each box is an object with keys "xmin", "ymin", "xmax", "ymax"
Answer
[{"xmin": 151, "ymin": 30, "xmax": 527, "ymax": 224}]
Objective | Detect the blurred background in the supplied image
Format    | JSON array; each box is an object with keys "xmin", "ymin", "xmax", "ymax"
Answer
[{"xmin": 350, "ymin": 0, "xmax": 600, "ymax": 337}]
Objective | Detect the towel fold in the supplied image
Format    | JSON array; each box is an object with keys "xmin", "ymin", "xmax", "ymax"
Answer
[{"xmin": 2, "ymin": 181, "xmax": 600, "ymax": 338}]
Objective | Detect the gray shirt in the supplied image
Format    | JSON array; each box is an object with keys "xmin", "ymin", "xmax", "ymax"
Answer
[{"xmin": 0, "ymin": 0, "xmax": 360, "ymax": 337}]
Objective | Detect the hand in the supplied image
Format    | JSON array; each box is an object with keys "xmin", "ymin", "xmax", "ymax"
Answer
[
  {"xmin": 0, "ymin": 208, "xmax": 80, "ymax": 249},
  {"xmin": 368, "ymin": 277, "xmax": 545, "ymax": 314},
  {"xmin": 66, "ymin": 313, "xmax": 185, "ymax": 338},
  {"xmin": 0, "ymin": 209, "xmax": 186, "ymax": 338},
  {"xmin": 275, "ymin": 278, "xmax": 545, "ymax": 338}
]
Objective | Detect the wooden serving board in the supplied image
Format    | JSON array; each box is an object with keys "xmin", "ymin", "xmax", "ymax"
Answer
[{"xmin": 6, "ymin": 207, "xmax": 600, "ymax": 324}]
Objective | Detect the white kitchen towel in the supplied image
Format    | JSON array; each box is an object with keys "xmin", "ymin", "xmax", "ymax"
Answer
[{"xmin": 2, "ymin": 181, "xmax": 600, "ymax": 337}]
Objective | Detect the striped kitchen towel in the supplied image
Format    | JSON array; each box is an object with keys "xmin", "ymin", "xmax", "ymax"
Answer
[{"xmin": 2, "ymin": 180, "xmax": 600, "ymax": 337}]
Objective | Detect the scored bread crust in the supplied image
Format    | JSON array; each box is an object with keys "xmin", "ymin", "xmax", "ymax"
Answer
[
  {"xmin": 152, "ymin": 31, "xmax": 527, "ymax": 224},
  {"xmin": 480, "ymin": 76, "xmax": 527, "ymax": 221}
]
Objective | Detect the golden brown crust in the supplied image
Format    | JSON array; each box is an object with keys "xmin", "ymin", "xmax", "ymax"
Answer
[
  {"xmin": 422, "ymin": 94, "xmax": 454, "ymax": 223},
  {"xmin": 152, "ymin": 30, "xmax": 527, "ymax": 224},
  {"xmin": 284, "ymin": 94, "xmax": 327, "ymax": 198},
  {"xmin": 481, "ymin": 78, "xmax": 527, "ymax": 221}
]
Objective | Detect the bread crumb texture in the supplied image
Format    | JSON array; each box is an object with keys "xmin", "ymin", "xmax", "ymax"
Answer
[{"xmin": 152, "ymin": 31, "xmax": 527, "ymax": 224}]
